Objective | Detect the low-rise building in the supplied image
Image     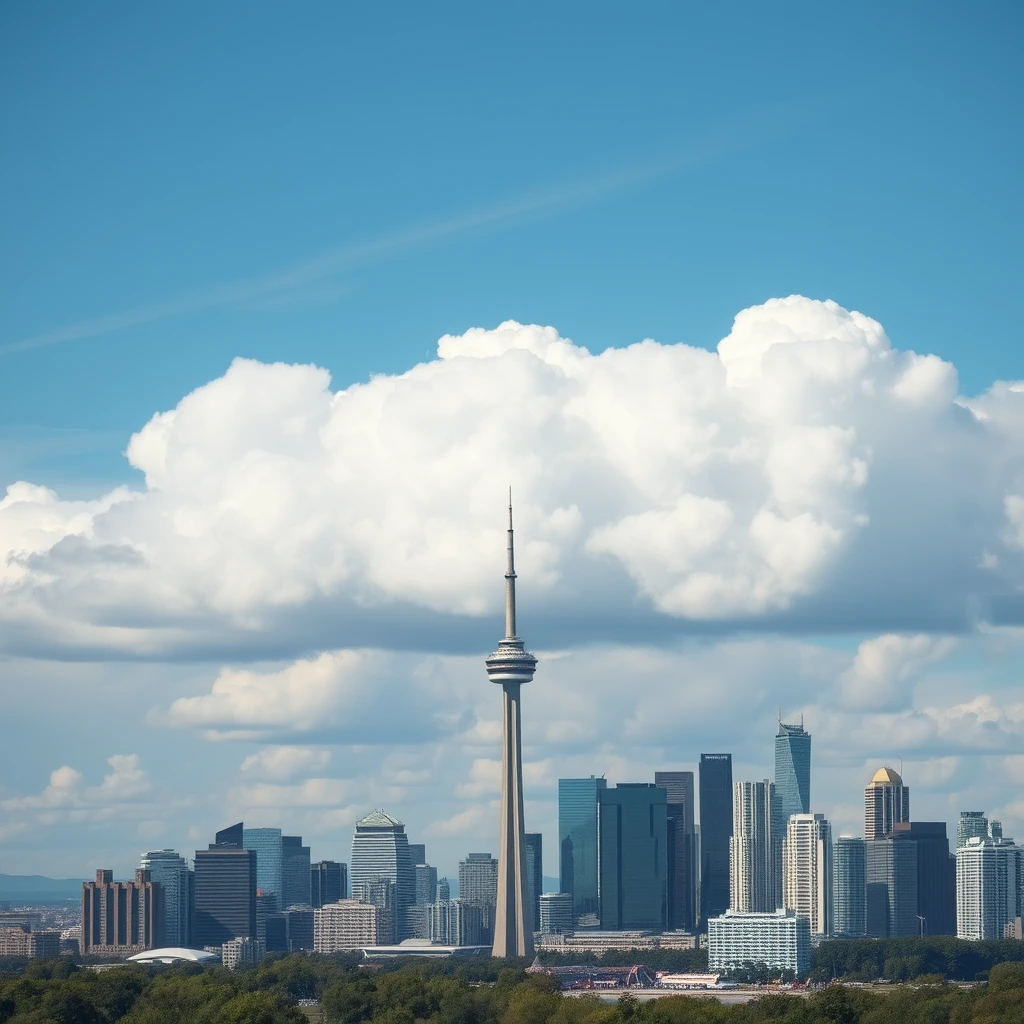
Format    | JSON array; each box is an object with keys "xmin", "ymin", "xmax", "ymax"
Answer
[
  {"xmin": 426, "ymin": 900, "xmax": 484, "ymax": 946},
  {"xmin": 0, "ymin": 928, "xmax": 62, "ymax": 958},
  {"xmin": 314, "ymin": 899, "xmax": 385, "ymax": 953},
  {"xmin": 221, "ymin": 936, "xmax": 264, "ymax": 970},
  {"xmin": 539, "ymin": 893, "xmax": 573, "ymax": 935},
  {"xmin": 707, "ymin": 909, "xmax": 811, "ymax": 976}
]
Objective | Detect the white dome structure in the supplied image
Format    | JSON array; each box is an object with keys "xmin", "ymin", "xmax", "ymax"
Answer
[{"xmin": 126, "ymin": 947, "xmax": 219, "ymax": 965}]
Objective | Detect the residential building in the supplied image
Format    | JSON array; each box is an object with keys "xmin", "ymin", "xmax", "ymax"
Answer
[
  {"xmin": 0, "ymin": 929, "xmax": 61, "ymax": 958},
  {"xmin": 539, "ymin": 892, "xmax": 574, "ymax": 934},
  {"xmin": 311, "ymin": 861, "xmax": 347, "ymax": 909},
  {"xmin": 866, "ymin": 836, "xmax": 918, "ymax": 937},
  {"xmin": 350, "ymin": 810, "xmax": 414, "ymax": 938},
  {"xmin": 427, "ymin": 900, "xmax": 484, "ymax": 946},
  {"xmin": 356, "ymin": 878, "xmax": 396, "ymax": 944},
  {"xmin": 957, "ymin": 837, "xmax": 1021, "ymax": 940},
  {"xmin": 707, "ymin": 909, "xmax": 811, "ymax": 976},
  {"xmin": 774, "ymin": 719, "xmax": 811, "ymax": 824},
  {"xmin": 559, "ymin": 776, "xmax": 608, "ymax": 923},
  {"xmin": 193, "ymin": 823, "xmax": 257, "ymax": 949},
  {"xmin": 957, "ymin": 811, "xmax": 1003, "ymax": 848},
  {"xmin": 81, "ymin": 869, "xmax": 157, "ymax": 956},
  {"xmin": 437, "ymin": 878, "xmax": 451, "ymax": 902},
  {"xmin": 140, "ymin": 849, "xmax": 192, "ymax": 949},
  {"xmin": 524, "ymin": 833, "xmax": 542, "ymax": 933},
  {"xmin": 459, "ymin": 853, "xmax": 498, "ymax": 921},
  {"xmin": 699, "ymin": 754, "xmax": 733, "ymax": 926},
  {"xmin": 783, "ymin": 813, "xmax": 832, "ymax": 938},
  {"xmin": 314, "ymin": 899, "xmax": 386, "ymax": 952},
  {"xmin": 833, "ymin": 837, "xmax": 866, "ymax": 937},
  {"xmin": 864, "ymin": 767, "xmax": 910, "ymax": 841},
  {"xmin": 243, "ymin": 828, "xmax": 283, "ymax": 906},
  {"xmin": 414, "ymin": 864, "xmax": 438, "ymax": 907},
  {"xmin": 406, "ymin": 905, "xmax": 430, "ymax": 939},
  {"xmin": 730, "ymin": 780, "xmax": 778, "ymax": 913},
  {"xmin": 221, "ymin": 936, "xmax": 264, "ymax": 970},
  {"xmin": 655, "ymin": 770, "xmax": 697, "ymax": 932},
  {"xmin": 892, "ymin": 822, "xmax": 956, "ymax": 935},
  {"xmin": 282, "ymin": 835, "xmax": 311, "ymax": 908}
]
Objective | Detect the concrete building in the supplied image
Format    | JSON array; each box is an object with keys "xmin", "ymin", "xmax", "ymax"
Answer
[
  {"xmin": 427, "ymin": 900, "xmax": 484, "ymax": 946},
  {"xmin": 221, "ymin": 936, "xmax": 264, "ymax": 970},
  {"xmin": 539, "ymin": 892, "xmax": 574, "ymax": 934},
  {"xmin": 699, "ymin": 753, "xmax": 733, "ymax": 927},
  {"xmin": 311, "ymin": 861, "xmax": 346, "ymax": 909},
  {"xmin": 81, "ymin": 869, "xmax": 157, "ymax": 956},
  {"xmin": 559, "ymin": 776, "xmax": 607, "ymax": 924},
  {"xmin": 350, "ymin": 810, "xmax": 413, "ymax": 939},
  {"xmin": 356, "ymin": 877, "xmax": 396, "ymax": 944},
  {"xmin": 484, "ymin": 499, "xmax": 536, "ymax": 957},
  {"xmin": 524, "ymin": 833, "xmax": 542, "ymax": 933},
  {"xmin": 783, "ymin": 814, "xmax": 832, "ymax": 938},
  {"xmin": 865, "ymin": 767, "xmax": 910, "ymax": 841},
  {"xmin": 655, "ymin": 771, "xmax": 697, "ymax": 932},
  {"xmin": 193, "ymin": 824, "xmax": 257, "ymax": 949},
  {"xmin": 0, "ymin": 928, "xmax": 61, "ymax": 958},
  {"xmin": 140, "ymin": 850, "xmax": 192, "ymax": 949},
  {"xmin": 833, "ymin": 837, "xmax": 866, "ymax": 937},
  {"xmin": 866, "ymin": 836, "xmax": 918, "ymax": 937},
  {"xmin": 314, "ymin": 899, "xmax": 386, "ymax": 952},
  {"xmin": 957, "ymin": 837, "xmax": 1021, "ymax": 940},
  {"xmin": 707, "ymin": 909, "xmax": 811, "ymax": 976},
  {"xmin": 892, "ymin": 822, "xmax": 956, "ymax": 935},
  {"xmin": 730, "ymin": 780, "xmax": 779, "ymax": 913}
]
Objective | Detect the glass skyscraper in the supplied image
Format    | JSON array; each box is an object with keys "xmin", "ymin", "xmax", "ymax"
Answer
[
  {"xmin": 774, "ymin": 720, "xmax": 810, "ymax": 826},
  {"xmin": 282, "ymin": 835, "xmax": 311, "ymax": 908},
  {"xmin": 833, "ymin": 837, "xmax": 866, "ymax": 937},
  {"xmin": 597, "ymin": 783, "xmax": 668, "ymax": 931},
  {"xmin": 699, "ymin": 753, "xmax": 733, "ymax": 927},
  {"xmin": 194, "ymin": 823, "xmax": 257, "ymax": 948},
  {"xmin": 866, "ymin": 835, "xmax": 919, "ymax": 937},
  {"xmin": 311, "ymin": 861, "xmax": 346, "ymax": 908},
  {"xmin": 243, "ymin": 828, "xmax": 283, "ymax": 911},
  {"xmin": 140, "ymin": 849, "xmax": 192, "ymax": 948},
  {"xmin": 350, "ymin": 810, "xmax": 414, "ymax": 938},
  {"xmin": 559, "ymin": 776, "xmax": 608, "ymax": 922},
  {"xmin": 655, "ymin": 771, "xmax": 697, "ymax": 932},
  {"xmin": 524, "ymin": 833, "xmax": 542, "ymax": 933},
  {"xmin": 730, "ymin": 780, "xmax": 778, "ymax": 913}
]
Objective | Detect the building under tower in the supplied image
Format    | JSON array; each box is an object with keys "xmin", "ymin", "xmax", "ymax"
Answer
[
  {"xmin": 864, "ymin": 767, "xmax": 910, "ymax": 840},
  {"xmin": 349, "ymin": 810, "xmax": 414, "ymax": 940}
]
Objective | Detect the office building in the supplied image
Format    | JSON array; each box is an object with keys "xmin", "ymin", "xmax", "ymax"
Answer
[
  {"xmin": 957, "ymin": 811, "xmax": 1003, "ymax": 848},
  {"xmin": 559, "ymin": 776, "xmax": 608, "ymax": 923},
  {"xmin": 315, "ymin": 899, "xmax": 386, "ymax": 952},
  {"xmin": 707, "ymin": 909, "xmax": 811, "ymax": 976},
  {"xmin": 350, "ymin": 809, "xmax": 414, "ymax": 938},
  {"xmin": 524, "ymin": 833, "xmax": 542, "ymax": 933},
  {"xmin": 865, "ymin": 767, "xmax": 910, "ymax": 840},
  {"xmin": 783, "ymin": 813, "xmax": 832, "ymax": 937},
  {"xmin": 282, "ymin": 836, "xmax": 311, "ymax": 907},
  {"xmin": 265, "ymin": 914, "xmax": 287, "ymax": 952},
  {"xmin": 655, "ymin": 771, "xmax": 697, "ymax": 932},
  {"xmin": 866, "ymin": 836, "xmax": 918, "ymax": 937},
  {"xmin": 437, "ymin": 878, "xmax": 451, "ymax": 902},
  {"xmin": 833, "ymin": 837, "xmax": 866, "ymax": 937},
  {"xmin": 140, "ymin": 849, "xmax": 192, "ymax": 948},
  {"xmin": 0, "ymin": 929, "xmax": 61, "ymax": 958},
  {"xmin": 284, "ymin": 906, "xmax": 315, "ymax": 951},
  {"xmin": 243, "ymin": 828, "xmax": 283, "ymax": 906},
  {"xmin": 414, "ymin": 864, "xmax": 438, "ymax": 907},
  {"xmin": 597, "ymin": 783, "xmax": 668, "ymax": 931},
  {"xmin": 221, "ymin": 936, "xmax": 264, "ymax": 970},
  {"xmin": 81, "ymin": 869, "xmax": 157, "ymax": 956},
  {"xmin": 459, "ymin": 853, "xmax": 498, "ymax": 906},
  {"xmin": 406, "ymin": 905, "xmax": 430, "ymax": 939},
  {"xmin": 408, "ymin": 844, "xmax": 426, "ymax": 866},
  {"xmin": 356, "ymin": 877, "xmax": 396, "ymax": 944},
  {"xmin": 427, "ymin": 900, "xmax": 485, "ymax": 946},
  {"xmin": 730, "ymin": 780, "xmax": 778, "ymax": 914},
  {"xmin": 774, "ymin": 719, "xmax": 811, "ymax": 823},
  {"xmin": 957, "ymin": 837, "xmax": 1021, "ymax": 940},
  {"xmin": 539, "ymin": 892, "xmax": 574, "ymax": 935},
  {"xmin": 892, "ymin": 822, "xmax": 956, "ymax": 935},
  {"xmin": 485, "ymin": 500, "xmax": 537, "ymax": 957},
  {"xmin": 699, "ymin": 753, "xmax": 733, "ymax": 926},
  {"xmin": 193, "ymin": 823, "xmax": 257, "ymax": 948},
  {"xmin": 311, "ymin": 861, "xmax": 347, "ymax": 909},
  {"xmin": 256, "ymin": 891, "xmax": 278, "ymax": 942}
]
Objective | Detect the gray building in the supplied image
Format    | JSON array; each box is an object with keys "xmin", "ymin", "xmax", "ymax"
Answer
[
  {"xmin": 459, "ymin": 853, "xmax": 498, "ymax": 906},
  {"xmin": 311, "ymin": 861, "xmax": 347, "ymax": 909},
  {"xmin": 957, "ymin": 811, "xmax": 1002, "ymax": 849},
  {"xmin": 350, "ymin": 810, "xmax": 414, "ymax": 939},
  {"xmin": 539, "ymin": 892, "xmax": 574, "ymax": 935},
  {"xmin": 730, "ymin": 780, "xmax": 779, "ymax": 914},
  {"xmin": 242, "ymin": 828, "xmax": 283, "ymax": 911},
  {"xmin": 559, "ymin": 776, "xmax": 607, "ymax": 923},
  {"xmin": 414, "ymin": 864, "xmax": 438, "ymax": 906},
  {"xmin": 140, "ymin": 849, "xmax": 192, "ymax": 948},
  {"xmin": 655, "ymin": 771, "xmax": 697, "ymax": 932},
  {"xmin": 524, "ymin": 833, "xmax": 542, "ymax": 933},
  {"xmin": 282, "ymin": 836, "xmax": 311, "ymax": 908},
  {"xmin": 866, "ymin": 836, "xmax": 918, "ymax": 937},
  {"xmin": 598, "ymin": 783, "xmax": 668, "ymax": 931},
  {"xmin": 408, "ymin": 844, "xmax": 426, "ymax": 866},
  {"xmin": 892, "ymin": 822, "xmax": 956, "ymax": 936},
  {"xmin": 833, "ymin": 837, "xmax": 866, "ymax": 937},
  {"xmin": 699, "ymin": 754, "xmax": 733, "ymax": 927},
  {"xmin": 194, "ymin": 823, "xmax": 257, "ymax": 948},
  {"xmin": 437, "ymin": 878, "xmax": 451, "ymax": 902},
  {"xmin": 427, "ymin": 900, "xmax": 485, "ymax": 946},
  {"xmin": 864, "ymin": 767, "xmax": 910, "ymax": 841}
]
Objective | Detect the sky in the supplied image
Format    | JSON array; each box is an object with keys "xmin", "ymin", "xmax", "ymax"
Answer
[{"xmin": 1, "ymin": 2, "xmax": 1023, "ymax": 882}]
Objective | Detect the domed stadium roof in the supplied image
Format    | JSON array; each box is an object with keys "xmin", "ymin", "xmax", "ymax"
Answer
[
  {"xmin": 126, "ymin": 947, "xmax": 218, "ymax": 964},
  {"xmin": 870, "ymin": 766, "xmax": 903, "ymax": 786}
]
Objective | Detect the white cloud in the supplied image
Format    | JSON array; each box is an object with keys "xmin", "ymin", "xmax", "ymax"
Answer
[
  {"xmin": 240, "ymin": 746, "xmax": 332, "ymax": 779},
  {"xmin": 838, "ymin": 634, "xmax": 957, "ymax": 711}
]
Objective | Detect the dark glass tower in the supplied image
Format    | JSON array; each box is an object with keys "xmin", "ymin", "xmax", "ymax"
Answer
[
  {"xmin": 282, "ymin": 835, "xmax": 311, "ymax": 907},
  {"xmin": 597, "ymin": 783, "xmax": 668, "ymax": 931},
  {"xmin": 699, "ymin": 753, "xmax": 733, "ymax": 927},
  {"xmin": 655, "ymin": 771, "xmax": 696, "ymax": 932},
  {"xmin": 833, "ymin": 837, "xmax": 866, "ymax": 937},
  {"xmin": 559, "ymin": 776, "xmax": 608, "ymax": 922},
  {"xmin": 193, "ymin": 822, "xmax": 257, "ymax": 948},
  {"xmin": 774, "ymin": 719, "xmax": 811, "ymax": 824},
  {"xmin": 310, "ymin": 861, "xmax": 346, "ymax": 908},
  {"xmin": 524, "ymin": 833, "xmax": 543, "ymax": 933},
  {"xmin": 892, "ymin": 822, "xmax": 956, "ymax": 936},
  {"xmin": 866, "ymin": 836, "xmax": 919, "ymax": 937}
]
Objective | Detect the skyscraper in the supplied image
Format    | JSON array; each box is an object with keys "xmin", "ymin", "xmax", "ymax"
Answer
[
  {"xmin": 956, "ymin": 837, "xmax": 1021, "ymax": 940},
  {"xmin": 833, "ymin": 837, "xmax": 866, "ymax": 937},
  {"xmin": 539, "ymin": 892, "xmax": 574, "ymax": 934},
  {"xmin": 459, "ymin": 853, "xmax": 498, "ymax": 906},
  {"xmin": 485, "ymin": 498, "xmax": 536, "ymax": 958},
  {"xmin": 310, "ymin": 861, "xmax": 346, "ymax": 909},
  {"xmin": 193, "ymin": 823, "xmax": 257, "ymax": 948},
  {"xmin": 282, "ymin": 836, "xmax": 311, "ymax": 907},
  {"xmin": 783, "ymin": 813, "xmax": 833, "ymax": 938},
  {"xmin": 730, "ymin": 780, "xmax": 778, "ymax": 913},
  {"xmin": 524, "ymin": 833, "xmax": 542, "ymax": 933},
  {"xmin": 892, "ymin": 822, "xmax": 956, "ymax": 936},
  {"xmin": 559, "ymin": 776, "xmax": 607, "ymax": 923},
  {"xmin": 699, "ymin": 753, "xmax": 733, "ymax": 927},
  {"xmin": 597, "ymin": 783, "xmax": 668, "ymax": 931},
  {"xmin": 140, "ymin": 850, "xmax": 192, "ymax": 948},
  {"xmin": 655, "ymin": 771, "xmax": 697, "ymax": 932},
  {"xmin": 243, "ymin": 828, "xmax": 283, "ymax": 912},
  {"xmin": 408, "ymin": 844, "xmax": 426, "ymax": 866},
  {"xmin": 774, "ymin": 719, "xmax": 811, "ymax": 823},
  {"xmin": 957, "ymin": 811, "xmax": 1002, "ymax": 848},
  {"xmin": 414, "ymin": 864, "xmax": 438, "ymax": 906},
  {"xmin": 864, "ymin": 767, "xmax": 910, "ymax": 840},
  {"xmin": 350, "ymin": 810, "xmax": 414, "ymax": 939},
  {"xmin": 81, "ymin": 869, "xmax": 157, "ymax": 955},
  {"xmin": 866, "ymin": 836, "xmax": 918, "ymax": 937}
]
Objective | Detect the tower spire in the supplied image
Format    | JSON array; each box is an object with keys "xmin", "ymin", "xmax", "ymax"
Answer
[{"xmin": 505, "ymin": 489, "xmax": 517, "ymax": 639}]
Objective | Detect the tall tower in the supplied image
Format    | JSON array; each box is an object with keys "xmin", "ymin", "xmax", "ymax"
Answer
[
  {"xmin": 864, "ymin": 767, "xmax": 910, "ymax": 840},
  {"xmin": 486, "ymin": 497, "xmax": 536, "ymax": 957}
]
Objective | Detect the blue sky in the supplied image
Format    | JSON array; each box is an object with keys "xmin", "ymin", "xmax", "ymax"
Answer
[{"xmin": 1, "ymin": 3, "xmax": 1023, "ymax": 878}]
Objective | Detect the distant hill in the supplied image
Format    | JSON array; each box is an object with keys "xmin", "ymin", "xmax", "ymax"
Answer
[{"xmin": 0, "ymin": 874, "xmax": 82, "ymax": 903}]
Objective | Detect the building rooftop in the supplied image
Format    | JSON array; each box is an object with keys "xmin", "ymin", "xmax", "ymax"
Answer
[
  {"xmin": 126, "ymin": 947, "xmax": 219, "ymax": 964},
  {"xmin": 869, "ymin": 767, "xmax": 904, "ymax": 786},
  {"xmin": 355, "ymin": 809, "xmax": 404, "ymax": 829}
]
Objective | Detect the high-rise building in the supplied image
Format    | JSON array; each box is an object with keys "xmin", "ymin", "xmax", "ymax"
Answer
[
  {"xmin": 783, "ymin": 813, "xmax": 832, "ymax": 938},
  {"xmin": 956, "ymin": 837, "xmax": 1021, "ymax": 940},
  {"xmin": 284, "ymin": 907, "xmax": 315, "ymax": 951},
  {"xmin": 833, "ymin": 838, "xmax": 866, "ymax": 938},
  {"xmin": 730, "ymin": 780, "xmax": 779, "ymax": 913},
  {"xmin": 866, "ymin": 836, "xmax": 918, "ymax": 937},
  {"xmin": 356, "ymin": 878, "xmax": 396, "ymax": 944},
  {"xmin": 655, "ymin": 771, "xmax": 697, "ymax": 932},
  {"xmin": 459, "ymin": 853, "xmax": 498, "ymax": 910},
  {"xmin": 414, "ymin": 864, "xmax": 438, "ymax": 907},
  {"xmin": 864, "ymin": 767, "xmax": 910, "ymax": 840},
  {"xmin": 243, "ymin": 828, "xmax": 283, "ymax": 908},
  {"xmin": 221, "ymin": 936, "xmax": 264, "ymax": 970},
  {"xmin": 81, "ymin": 869, "xmax": 157, "ymax": 955},
  {"xmin": 350, "ymin": 810, "xmax": 414, "ymax": 938},
  {"xmin": 699, "ymin": 753, "xmax": 733, "ymax": 927},
  {"xmin": 774, "ymin": 719, "xmax": 811, "ymax": 823},
  {"xmin": 958, "ymin": 812, "xmax": 989, "ymax": 849},
  {"xmin": 485, "ymin": 499, "xmax": 536, "ymax": 958},
  {"xmin": 408, "ymin": 844, "xmax": 426, "ymax": 866},
  {"xmin": 597, "ymin": 783, "xmax": 668, "ymax": 931},
  {"xmin": 707, "ymin": 909, "xmax": 811, "ymax": 976},
  {"xmin": 524, "ymin": 833, "xmax": 542, "ymax": 933},
  {"xmin": 140, "ymin": 850, "xmax": 191, "ymax": 948},
  {"xmin": 314, "ymin": 900, "xmax": 385, "ymax": 952},
  {"xmin": 427, "ymin": 900, "xmax": 485, "ymax": 946},
  {"xmin": 282, "ymin": 836, "xmax": 311, "ymax": 907},
  {"xmin": 892, "ymin": 822, "xmax": 956, "ymax": 935},
  {"xmin": 311, "ymin": 861, "xmax": 346, "ymax": 909},
  {"xmin": 193, "ymin": 823, "xmax": 257, "ymax": 949},
  {"xmin": 437, "ymin": 878, "xmax": 451, "ymax": 902},
  {"xmin": 539, "ymin": 892, "xmax": 574, "ymax": 934},
  {"xmin": 559, "ymin": 776, "xmax": 608, "ymax": 923}
]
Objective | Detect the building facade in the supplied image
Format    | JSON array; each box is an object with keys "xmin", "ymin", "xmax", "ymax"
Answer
[
  {"xmin": 655, "ymin": 770, "xmax": 697, "ymax": 932},
  {"xmin": 774, "ymin": 720, "xmax": 811, "ymax": 824},
  {"xmin": 81, "ymin": 868, "xmax": 157, "ymax": 956},
  {"xmin": 833, "ymin": 837, "xmax": 866, "ymax": 937},
  {"xmin": 427, "ymin": 900, "xmax": 484, "ymax": 946},
  {"xmin": 314, "ymin": 899, "xmax": 385, "ymax": 952},
  {"xmin": 221, "ymin": 936, "xmax": 264, "ymax": 970},
  {"xmin": 866, "ymin": 836, "xmax": 918, "ymax": 937},
  {"xmin": 0, "ymin": 928, "xmax": 61, "ymax": 958},
  {"xmin": 242, "ymin": 828, "xmax": 283, "ymax": 910},
  {"xmin": 892, "ymin": 822, "xmax": 956, "ymax": 936},
  {"xmin": 707, "ymin": 909, "xmax": 811, "ymax": 976},
  {"xmin": 730, "ymin": 780, "xmax": 779, "ymax": 914},
  {"xmin": 783, "ymin": 813, "xmax": 832, "ymax": 938},
  {"xmin": 140, "ymin": 849, "xmax": 192, "ymax": 949},
  {"xmin": 956, "ymin": 837, "xmax": 1021, "ymax": 940},
  {"xmin": 598, "ymin": 783, "xmax": 668, "ymax": 931},
  {"xmin": 311, "ymin": 861, "xmax": 347, "ymax": 909},
  {"xmin": 864, "ymin": 768, "xmax": 910, "ymax": 841},
  {"xmin": 524, "ymin": 833, "xmax": 543, "ymax": 933},
  {"xmin": 699, "ymin": 754, "xmax": 733, "ymax": 927},
  {"xmin": 539, "ymin": 892, "xmax": 574, "ymax": 934},
  {"xmin": 559, "ymin": 776, "xmax": 608, "ymax": 924},
  {"xmin": 350, "ymin": 810, "xmax": 414, "ymax": 939},
  {"xmin": 193, "ymin": 823, "xmax": 257, "ymax": 949},
  {"xmin": 414, "ymin": 864, "xmax": 438, "ymax": 907},
  {"xmin": 282, "ymin": 836, "xmax": 311, "ymax": 908}
]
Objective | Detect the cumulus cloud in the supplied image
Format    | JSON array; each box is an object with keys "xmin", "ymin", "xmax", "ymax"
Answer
[
  {"xmin": 2, "ymin": 296, "xmax": 1023, "ymax": 660},
  {"xmin": 838, "ymin": 634, "xmax": 957, "ymax": 711},
  {"xmin": 240, "ymin": 746, "xmax": 332, "ymax": 779}
]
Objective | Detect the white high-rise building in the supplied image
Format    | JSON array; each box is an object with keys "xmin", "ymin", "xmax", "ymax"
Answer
[
  {"xmin": 314, "ymin": 899, "xmax": 385, "ymax": 952},
  {"xmin": 956, "ymin": 837, "xmax": 1021, "ymax": 940},
  {"xmin": 783, "ymin": 813, "xmax": 833, "ymax": 938},
  {"xmin": 730, "ymin": 780, "xmax": 779, "ymax": 913},
  {"xmin": 349, "ymin": 810, "xmax": 414, "ymax": 939},
  {"xmin": 140, "ymin": 849, "xmax": 192, "ymax": 948},
  {"xmin": 864, "ymin": 768, "xmax": 909, "ymax": 840},
  {"xmin": 708, "ymin": 909, "xmax": 811, "ymax": 975}
]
